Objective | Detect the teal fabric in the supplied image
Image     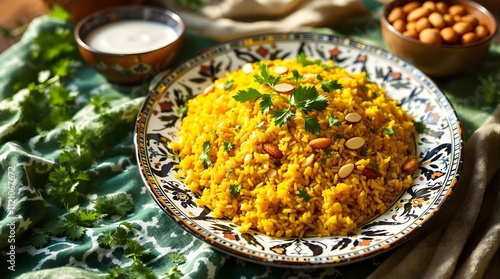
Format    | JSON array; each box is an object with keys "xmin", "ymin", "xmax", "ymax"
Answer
[{"xmin": 0, "ymin": 6, "xmax": 499, "ymax": 279}]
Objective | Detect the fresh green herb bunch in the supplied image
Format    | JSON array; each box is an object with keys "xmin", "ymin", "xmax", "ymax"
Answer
[{"xmin": 233, "ymin": 55, "xmax": 343, "ymax": 134}]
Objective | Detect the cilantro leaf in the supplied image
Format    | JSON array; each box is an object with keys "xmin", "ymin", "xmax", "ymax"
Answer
[
  {"xmin": 166, "ymin": 266, "xmax": 184, "ymax": 279},
  {"xmin": 93, "ymin": 193, "xmax": 134, "ymax": 218},
  {"xmin": 290, "ymin": 86, "xmax": 328, "ymax": 113},
  {"xmin": 63, "ymin": 222, "xmax": 86, "ymax": 240},
  {"xmin": 88, "ymin": 94, "xmax": 111, "ymax": 114},
  {"xmin": 199, "ymin": 141, "xmax": 212, "ymax": 169},
  {"xmin": 328, "ymin": 115, "xmax": 341, "ymax": 127},
  {"xmin": 31, "ymin": 233, "xmax": 50, "ymax": 248},
  {"xmin": 297, "ymin": 53, "xmax": 322, "ymax": 66},
  {"xmin": 224, "ymin": 80, "xmax": 234, "ymax": 90},
  {"xmin": 106, "ymin": 267, "xmax": 125, "ymax": 279},
  {"xmin": 372, "ymin": 161, "xmax": 379, "ymax": 173},
  {"xmin": 222, "ymin": 141, "xmax": 233, "ymax": 152},
  {"xmin": 128, "ymin": 259, "xmax": 156, "ymax": 279},
  {"xmin": 303, "ymin": 116, "xmax": 321, "ymax": 135},
  {"xmin": 290, "ymin": 69, "xmax": 303, "ymax": 84},
  {"xmin": 254, "ymin": 63, "xmax": 281, "ymax": 87},
  {"xmin": 97, "ymin": 231, "xmax": 115, "ymax": 247},
  {"xmin": 259, "ymin": 94, "xmax": 273, "ymax": 114},
  {"xmin": 233, "ymin": 88, "xmax": 262, "ymax": 102},
  {"xmin": 413, "ymin": 121, "xmax": 427, "ymax": 133},
  {"xmin": 382, "ymin": 127, "xmax": 396, "ymax": 137},
  {"xmin": 321, "ymin": 80, "xmax": 343, "ymax": 93},
  {"xmin": 297, "ymin": 189, "xmax": 310, "ymax": 201},
  {"xmin": 168, "ymin": 252, "xmax": 187, "ymax": 265},
  {"xmin": 229, "ymin": 184, "xmax": 242, "ymax": 198},
  {"xmin": 125, "ymin": 239, "xmax": 151, "ymax": 260},
  {"xmin": 48, "ymin": 4, "xmax": 70, "ymax": 20},
  {"xmin": 272, "ymin": 109, "xmax": 293, "ymax": 127}
]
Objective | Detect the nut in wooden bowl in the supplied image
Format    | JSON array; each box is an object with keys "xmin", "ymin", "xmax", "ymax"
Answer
[{"xmin": 380, "ymin": 0, "xmax": 497, "ymax": 77}]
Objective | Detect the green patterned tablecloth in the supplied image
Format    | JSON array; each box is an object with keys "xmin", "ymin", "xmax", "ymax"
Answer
[{"xmin": 0, "ymin": 6, "xmax": 498, "ymax": 279}]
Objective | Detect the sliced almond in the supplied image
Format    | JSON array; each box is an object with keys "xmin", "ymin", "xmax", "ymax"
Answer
[
  {"xmin": 274, "ymin": 83, "xmax": 295, "ymax": 94},
  {"xmin": 273, "ymin": 66, "xmax": 289, "ymax": 75},
  {"xmin": 339, "ymin": 163, "xmax": 355, "ymax": 179},
  {"xmin": 345, "ymin": 112, "xmax": 362, "ymax": 123},
  {"xmin": 262, "ymin": 142, "xmax": 283, "ymax": 159},
  {"xmin": 202, "ymin": 83, "xmax": 215, "ymax": 95},
  {"xmin": 402, "ymin": 158, "xmax": 419, "ymax": 173},
  {"xmin": 345, "ymin": 137, "xmax": 365, "ymax": 150},
  {"xmin": 362, "ymin": 168, "xmax": 381, "ymax": 179},
  {"xmin": 303, "ymin": 154, "xmax": 315, "ymax": 167},
  {"xmin": 309, "ymin": 138, "xmax": 332, "ymax": 149},
  {"xmin": 242, "ymin": 63, "xmax": 253, "ymax": 74}
]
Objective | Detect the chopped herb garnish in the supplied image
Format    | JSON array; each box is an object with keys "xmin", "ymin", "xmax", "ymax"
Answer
[
  {"xmin": 413, "ymin": 121, "xmax": 427, "ymax": 133},
  {"xmin": 254, "ymin": 63, "xmax": 281, "ymax": 87},
  {"xmin": 320, "ymin": 158, "xmax": 327, "ymax": 165},
  {"xmin": 303, "ymin": 116, "xmax": 321, "ymax": 135},
  {"xmin": 199, "ymin": 141, "xmax": 212, "ymax": 169},
  {"xmin": 336, "ymin": 134, "xmax": 344, "ymax": 139},
  {"xmin": 382, "ymin": 127, "xmax": 396, "ymax": 137},
  {"xmin": 321, "ymin": 80, "xmax": 343, "ymax": 93},
  {"xmin": 233, "ymin": 124, "xmax": 241, "ymax": 132},
  {"xmin": 229, "ymin": 184, "xmax": 242, "ymax": 198},
  {"xmin": 224, "ymin": 80, "xmax": 234, "ymax": 90},
  {"xmin": 360, "ymin": 148, "xmax": 368, "ymax": 156},
  {"xmin": 290, "ymin": 69, "xmax": 303, "ymax": 84},
  {"xmin": 233, "ymin": 87, "xmax": 262, "ymax": 102},
  {"xmin": 328, "ymin": 115, "xmax": 342, "ymax": 127},
  {"xmin": 233, "ymin": 59, "xmax": 332, "ymax": 134},
  {"xmin": 222, "ymin": 140, "xmax": 233, "ymax": 152},
  {"xmin": 290, "ymin": 85, "xmax": 328, "ymax": 113},
  {"xmin": 372, "ymin": 161, "xmax": 379, "ymax": 173},
  {"xmin": 297, "ymin": 189, "xmax": 310, "ymax": 201},
  {"xmin": 326, "ymin": 150, "xmax": 333, "ymax": 157},
  {"xmin": 359, "ymin": 85, "xmax": 368, "ymax": 92},
  {"xmin": 297, "ymin": 53, "xmax": 322, "ymax": 66}
]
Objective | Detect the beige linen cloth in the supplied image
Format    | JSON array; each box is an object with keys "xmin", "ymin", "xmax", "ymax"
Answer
[
  {"xmin": 160, "ymin": 0, "xmax": 368, "ymax": 40},
  {"xmin": 158, "ymin": 0, "xmax": 500, "ymax": 278}
]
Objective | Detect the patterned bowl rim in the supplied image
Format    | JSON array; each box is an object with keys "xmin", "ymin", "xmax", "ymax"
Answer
[{"xmin": 134, "ymin": 32, "xmax": 465, "ymax": 268}]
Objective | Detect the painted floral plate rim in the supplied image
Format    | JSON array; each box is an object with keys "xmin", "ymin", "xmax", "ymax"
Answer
[{"xmin": 134, "ymin": 32, "xmax": 464, "ymax": 268}]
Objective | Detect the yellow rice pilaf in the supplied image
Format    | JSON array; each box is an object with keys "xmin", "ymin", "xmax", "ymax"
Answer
[{"xmin": 170, "ymin": 57, "xmax": 416, "ymax": 238}]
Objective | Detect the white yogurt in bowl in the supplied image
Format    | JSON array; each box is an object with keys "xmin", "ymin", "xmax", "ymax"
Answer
[
  {"xmin": 74, "ymin": 6, "xmax": 185, "ymax": 84},
  {"xmin": 85, "ymin": 20, "xmax": 179, "ymax": 54}
]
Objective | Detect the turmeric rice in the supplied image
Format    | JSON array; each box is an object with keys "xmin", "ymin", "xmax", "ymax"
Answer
[{"xmin": 170, "ymin": 56, "xmax": 416, "ymax": 238}]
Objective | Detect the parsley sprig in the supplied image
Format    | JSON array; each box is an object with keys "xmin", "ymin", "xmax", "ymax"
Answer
[{"xmin": 233, "ymin": 61, "xmax": 341, "ymax": 134}]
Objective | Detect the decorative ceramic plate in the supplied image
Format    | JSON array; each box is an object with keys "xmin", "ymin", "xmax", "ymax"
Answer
[{"xmin": 134, "ymin": 33, "xmax": 464, "ymax": 267}]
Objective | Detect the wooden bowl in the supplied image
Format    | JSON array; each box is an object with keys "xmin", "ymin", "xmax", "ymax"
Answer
[{"xmin": 380, "ymin": 0, "xmax": 497, "ymax": 77}]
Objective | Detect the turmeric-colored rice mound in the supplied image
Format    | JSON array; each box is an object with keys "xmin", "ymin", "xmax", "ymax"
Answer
[{"xmin": 170, "ymin": 57, "xmax": 416, "ymax": 238}]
